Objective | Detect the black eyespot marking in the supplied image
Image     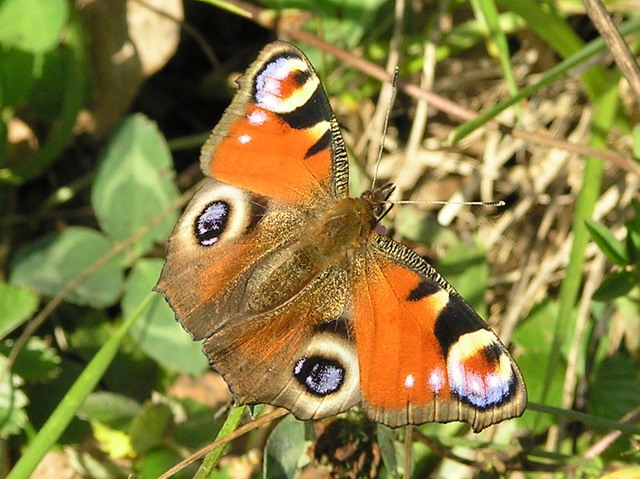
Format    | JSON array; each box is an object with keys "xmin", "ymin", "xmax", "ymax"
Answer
[
  {"xmin": 292, "ymin": 68, "xmax": 311, "ymax": 86},
  {"xmin": 294, "ymin": 356, "xmax": 344, "ymax": 396},
  {"xmin": 483, "ymin": 343, "xmax": 502, "ymax": 365},
  {"xmin": 195, "ymin": 201, "xmax": 230, "ymax": 246},
  {"xmin": 305, "ymin": 129, "xmax": 332, "ymax": 159},
  {"xmin": 407, "ymin": 280, "xmax": 440, "ymax": 301},
  {"xmin": 280, "ymin": 86, "xmax": 331, "ymax": 130},
  {"xmin": 434, "ymin": 302, "xmax": 486, "ymax": 354}
]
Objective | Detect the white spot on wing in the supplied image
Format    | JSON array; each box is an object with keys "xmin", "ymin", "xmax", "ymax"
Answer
[
  {"xmin": 247, "ymin": 110, "xmax": 267, "ymax": 125},
  {"xmin": 428, "ymin": 368, "xmax": 444, "ymax": 393},
  {"xmin": 238, "ymin": 134, "xmax": 251, "ymax": 144},
  {"xmin": 404, "ymin": 374, "xmax": 415, "ymax": 388}
]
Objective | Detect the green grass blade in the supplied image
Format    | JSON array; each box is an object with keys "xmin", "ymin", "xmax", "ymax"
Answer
[
  {"xmin": 195, "ymin": 406, "xmax": 247, "ymax": 479},
  {"xmin": 471, "ymin": 0, "xmax": 523, "ymax": 121},
  {"xmin": 498, "ymin": 0, "xmax": 608, "ymax": 97},
  {"xmin": 537, "ymin": 84, "xmax": 619, "ymax": 432},
  {"xmin": 7, "ymin": 293, "xmax": 153, "ymax": 479}
]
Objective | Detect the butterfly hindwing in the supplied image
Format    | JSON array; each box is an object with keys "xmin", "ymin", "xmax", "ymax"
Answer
[
  {"xmin": 352, "ymin": 235, "xmax": 526, "ymax": 432},
  {"xmin": 201, "ymin": 265, "xmax": 362, "ymax": 420}
]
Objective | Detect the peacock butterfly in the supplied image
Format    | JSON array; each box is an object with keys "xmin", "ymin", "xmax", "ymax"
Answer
[{"xmin": 155, "ymin": 41, "xmax": 526, "ymax": 432}]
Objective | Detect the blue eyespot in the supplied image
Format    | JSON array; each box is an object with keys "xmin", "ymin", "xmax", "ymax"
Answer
[
  {"xmin": 294, "ymin": 356, "xmax": 344, "ymax": 396},
  {"xmin": 195, "ymin": 201, "xmax": 229, "ymax": 246}
]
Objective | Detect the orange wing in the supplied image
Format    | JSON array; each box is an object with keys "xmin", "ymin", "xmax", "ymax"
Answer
[
  {"xmin": 352, "ymin": 235, "xmax": 527, "ymax": 432},
  {"xmin": 200, "ymin": 42, "xmax": 349, "ymax": 206}
]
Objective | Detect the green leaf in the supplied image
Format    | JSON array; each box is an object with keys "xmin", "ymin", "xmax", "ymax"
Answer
[
  {"xmin": 0, "ymin": 355, "xmax": 28, "ymax": 438},
  {"xmin": 585, "ymin": 219, "xmax": 629, "ymax": 266},
  {"xmin": 0, "ymin": 47, "xmax": 35, "ymax": 108},
  {"xmin": 92, "ymin": 114, "xmax": 179, "ymax": 260},
  {"xmin": 0, "ymin": 337, "xmax": 60, "ymax": 382},
  {"xmin": 589, "ymin": 353, "xmax": 640, "ymax": 421},
  {"xmin": 633, "ymin": 123, "xmax": 640, "ymax": 159},
  {"xmin": 10, "ymin": 227, "xmax": 124, "ymax": 308},
  {"xmin": 129, "ymin": 402, "xmax": 173, "ymax": 454},
  {"xmin": 263, "ymin": 414, "xmax": 308, "ymax": 479},
  {"xmin": 171, "ymin": 398, "xmax": 224, "ymax": 451},
  {"xmin": 377, "ymin": 424, "xmax": 400, "ymax": 478},
  {"xmin": 123, "ymin": 259, "xmax": 208, "ymax": 374},
  {"xmin": 0, "ymin": 282, "xmax": 39, "ymax": 339},
  {"xmin": 437, "ymin": 237, "xmax": 488, "ymax": 317},
  {"xmin": 0, "ymin": 0, "xmax": 68, "ymax": 53},
  {"xmin": 592, "ymin": 271, "xmax": 635, "ymax": 302},
  {"xmin": 512, "ymin": 300, "xmax": 565, "ymax": 432},
  {"xmin": 626, "ymin": 199, "xmax": 640, "ymax": 264},
  {"xmin": 77, "ymin": 392, "xmax": 142, "ymax": 430},
  {"xmin": 28, "ymin": 48, "xmax": 70, "ymax": 119},
  {"xmin": 394, "ymin": 206, "xmax": 458, "ymax": 250},
  {"xmin": 137, "ymin": 447, "xmax": 194, "ymax": 479}
]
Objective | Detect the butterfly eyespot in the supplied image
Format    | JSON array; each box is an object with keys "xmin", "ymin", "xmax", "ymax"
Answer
[
  {"xmin": 195, "ymin": 201, "xmax": 230, "ymax": 246},
  {"xmin": 293, "ymin": 356, "xmax": 345, "ymax": 396},
  {"xmin": 446, "ymin": 331, "xmax": 516, "ymax": 409}
]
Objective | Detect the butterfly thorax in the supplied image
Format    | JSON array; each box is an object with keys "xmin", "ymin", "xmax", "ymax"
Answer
[{"xmin": 309, "ymin": 183, "xmax": 395, "ymax": 259}]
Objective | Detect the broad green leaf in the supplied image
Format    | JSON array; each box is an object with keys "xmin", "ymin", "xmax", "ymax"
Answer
[
  {"xmin": 10, "ymin": 226, "xmax": 124, "ymax": 308},
  {"xmin": 0, "ymin": 337, "xmax": 60, "ymax": 382},
  {"xmin": 438, "ymin": 237, "xmax": 488, "ymax": 317},
  {"xmin": 264, "ymin": 414, "xmax": 308, "ymax": 479},
  {"xmin": 512, "ymin": 300, "xmax": 565, "ymax": 432},
  {"xmin": 137, "ymin": 447, "xmax": 195, "ymax": 479},
  {"xmin": 77, "ymin": 392, "xmax": 142, "ymax": 430},
  {"xmin": 589, "ymin": 353, "xmax": 640, "ymax": 421},
  {"xmin": 0, "ymin": 355, "xmax": 28, "ymax": 438},
  {"xmin": 377, "ymin": 424, "xmax": 400, "ymax": 478},
  {"xmin": 0, "ymin": 282, "xmax": 38, "ymax": 339},
  {"xmin": 28, "ymin": 48, "xmax": 70, "ymax": 120},
  {"xmin": 592, "ymin": 271, "xmax": 635, "ymax": 302},
  {"xmin": 0, "ymin": 47, "xmax": 35, "ymax": 108},
  {"xmin": 394, "ymin": 206, "xmax": 458, "ymax": 250},
  {"xmin": 0, "ymin": 0, "xmax": 68, "ymax": 52},
  {"xmin": 91, "ymin": 421, "xmax": 135, "ymax": 459},
  {"xmin": 92, "ymin": 114, "xmax": 179, "ymax": 260},
  {"xmin": 171, "ymin": 398, "xmax": 224, "ymax": 450},
  {"xmin": 129, "ymin": 402, "xmax": 173, "ymax": 454},
  {"xmin": 123, "ymin": 259, "xmax": 208, "ymax": 374},
  {"xmin": 585, "ymin": 219, "xmax": 629, "ymax": 266}
]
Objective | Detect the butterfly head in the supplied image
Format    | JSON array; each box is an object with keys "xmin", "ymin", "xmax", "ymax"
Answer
[{"xmin": 360, "ymin": 183, "xmax": 396, "ymax": 225}]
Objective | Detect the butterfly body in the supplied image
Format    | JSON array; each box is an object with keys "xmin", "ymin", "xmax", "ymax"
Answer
[{"xmin": 156, "ymin": 41, "xmax": 526, "ymax": 432}]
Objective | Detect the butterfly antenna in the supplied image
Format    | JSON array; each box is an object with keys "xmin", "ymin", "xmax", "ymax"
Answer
[
  {"xmin": 394, "ymin": 199, "xmax": 506, "ymax": 207},
  {"xmin": 371, "ymin": 68, "xmax": 399, "ymax": 190}
]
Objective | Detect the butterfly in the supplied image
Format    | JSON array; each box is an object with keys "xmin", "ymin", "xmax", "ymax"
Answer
[{"xmin": 156, "ymin": 41, "xmax": 526, "ymax": 432}]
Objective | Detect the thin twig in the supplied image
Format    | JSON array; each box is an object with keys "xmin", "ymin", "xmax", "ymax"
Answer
[
  {"xmin": 158, "ymin": 408, "xmax": 289, "ymax": 479},
  {"xmin": 582, "ymin": 0, "xmax": 640, "ymax": 104}
]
